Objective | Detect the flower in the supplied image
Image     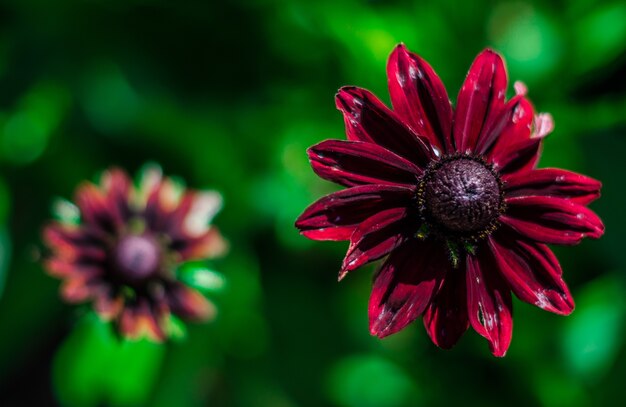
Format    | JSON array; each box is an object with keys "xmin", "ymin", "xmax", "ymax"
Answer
[
  {"xmin": 295, "ymin": 45, "xmax": 604, "ymax": 356},
  {"xmin": 43, "ymin": 165, "xmax": 227, "ymax": 341}
]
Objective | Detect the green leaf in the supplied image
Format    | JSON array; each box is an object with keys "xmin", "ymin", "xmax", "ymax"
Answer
[
  {"xmin": 326, "ymin": 354, "xmax": 417, "ymax": 407},
  {"xmin": 177, "ymin": 262, "xmax": 226, "ymax": 294},
  {"xmin": 562, "ymin": 275, "xmax": 626, "ymax": 383},
  {"xmin": 53, "ymin": 313, "xmax": 165, "ymax": 407}
]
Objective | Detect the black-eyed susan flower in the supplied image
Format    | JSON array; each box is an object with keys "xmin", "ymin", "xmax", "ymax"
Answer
[
  {"xmin": 44, "ymin": 165, "xmax": 226, "ymax": 341},
  {"xmin": 296, "ymin": 45, "xmax": 604, "ymax": 356}
]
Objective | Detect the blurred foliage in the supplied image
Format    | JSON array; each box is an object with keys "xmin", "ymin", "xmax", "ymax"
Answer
[{"xmin": 0, "ymin": 0, "xmax": 624, "ymax": 406}]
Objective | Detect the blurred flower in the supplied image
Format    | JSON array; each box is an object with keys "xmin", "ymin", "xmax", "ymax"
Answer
[
  {"xmin": 43, "ymin": 165, "xmax": 227, "ymax": 341},
  {"xmin": 296, "ymin": 44, "xmax": 604, "ymax": 356}
]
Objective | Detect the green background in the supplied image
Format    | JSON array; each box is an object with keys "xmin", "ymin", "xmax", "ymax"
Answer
[{"xmin": 0, "ymin": 0, "xmax": 625, "ymax": 406}]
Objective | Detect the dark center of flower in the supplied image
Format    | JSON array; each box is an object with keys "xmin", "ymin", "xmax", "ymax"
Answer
[
  {"xmin": 422, "ymin": 158, "xmax": 501, "ymax": 235},
  {"xmin": 113, "ymin": 234, "xmax": 161, "ymax": 282}
]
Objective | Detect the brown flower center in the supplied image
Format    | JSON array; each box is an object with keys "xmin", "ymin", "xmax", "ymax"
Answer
[
  {"xmin": 422, "ymin": 157, "xmax": 502, "ymax": 236},
  {"xmin": 113, "ymin": 234, "xmax": 161, "ymax": 282}
]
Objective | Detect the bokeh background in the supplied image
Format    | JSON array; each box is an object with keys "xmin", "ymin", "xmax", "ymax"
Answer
[{"xmin": 0, "ymin": 0, "xmax": 625, "ymax": 406}]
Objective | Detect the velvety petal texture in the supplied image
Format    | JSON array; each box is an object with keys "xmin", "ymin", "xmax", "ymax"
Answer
[
  {"xmin": 296, "ymin": 44, "xmax": 604, "ymax": 357},
  {"xmin": 387, "ymin": 44, "xmax": 453, "ymax": 154},
  {"xmin": 369, "ymin": 240, "xmax": 447, "ymax": 338},
  {"xmin": 43, "ymin": 165, "xmax": 226, "ymax": 342}
]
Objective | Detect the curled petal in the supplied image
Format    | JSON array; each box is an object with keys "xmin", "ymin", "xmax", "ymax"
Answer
[
  {"xmin": 453, "ymin": 49, "xmax": 507, "ymax": 153},
  {"xmin": 308, "ymin": 140, "xmax": 422, "ymax": 187},
  {"xmin": 489, "ymin": 234, "xmax": 573, "ymax": 314},
  {"xmin": 532, "ymin": 113, "xmax": 554, "ymax": 138},
  {"xmin": 423, "ymin": 266, "xmax": 469, "ymax": 349},
  {"xmin": 335, "ymin": 86, "xmax": 434, "ymax": 166},
  {"xmin": 466, "ymin": 252, "xmax": 513, "ymax": 357},
  {"xmin": 387, "ymin": 44, "xmax": 453, "ymax": 153},
  {"xmin": 369, "ymin": 240, "xmax": 447, "ymax": 338},
  {"xmin": 340, "ymin": 207, "xmax": 411, "ymax": 280},
  {"xmin": 502, "ymin": 196, "xmax": 604, "ymax": 245},
  {"xmin": 295, "ymin": 185, "xmax": 413, "ymax": 241},
  {"xmin": 504, "ymin": 168, "xmax": 602, "ymax": 205}
]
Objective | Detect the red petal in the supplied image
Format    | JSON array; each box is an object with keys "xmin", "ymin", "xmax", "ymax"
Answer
[
  {"xmin": 479, "ymin": 96, "xmax": 534, "ymax": 156},
  {"xmin": 101, "ymin": 168, "xmax": 132, "ymax": 224},
  {"xmin": 386, "ymin": 44, "xmax": 453, "ymax": 154},
  {"xmin": 466, "ymin": 252, "xmax": 513, "ymax": 357},
  {"xmin": 75, "ymin": 183, "xmax": 121, "ymax": 235},
  {"xmin": 453, "ymin": 49, "xmax": 507, "ymax": 153},
  {"xmin": 167, "ymin": 283, "xmax": 215, "ymax": 321},
  {"xmin": 503, "ymin": 168, "xmax": 602, "ymax": 205},
  {"xmin": 176, "ymin": 227, "xmax": 227, "ymax": 260},
  {"xmin": 118, "ymin": 300, "xmax": 166, "ymax": 342},
  {"xmin": 308, "ymin": 140, "xmax": 422, "ymax": 187},
  {"xmin": 423, "ymin": 266, "xmax": 469, "ymax": 349},
  {"xmin": 295, "ymin": 185, "xmax": 413, "ymax": 241},
  {"xmin": 340, "ymin": 207, "xmax": 411, "ymax": 280},
  {"xmin": 492, "ymin": 137, "xmax": 542, "ymax": 175},
  {"xmin": 369, "ymin": 240, "xmax": 447, "ymax": 338},
  {"xmin": 489, "ymin": 234, "xmax": 573, "ymax": 314},
  {"xmin": 43, "ymin": 223, "xmax": 104, "ymax": 259},
  {"xmin": 335, "ymin": 86, "xmax": 434, "ymax": 166},
  {"xmin": 502, "ymin": 196, "xmax": 604, "ymax": 245}
]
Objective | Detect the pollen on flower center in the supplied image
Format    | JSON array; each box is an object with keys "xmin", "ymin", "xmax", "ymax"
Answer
[
  {"xmin": 422, "ymin": 157, "xmax": 502, "ymax": 235},
  {"xmin": 113, "ymin": 234, "xmax": 162, "ymax": 282}
]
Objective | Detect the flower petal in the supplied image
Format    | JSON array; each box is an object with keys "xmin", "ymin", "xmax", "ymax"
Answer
[
  {"xmin": 453, "ymin": 49, "xmax": 507, "ymax": 153},
  {"xmin": 295, "ymin": 185, "xmax": 413, "ymax": 241},
  {"xmin": 340, "ymin": 207, "xmax": 411, "ymax": 280},
  {"xmin": 75, "ymin": 183, "xmax": 121, "ymax": 235},
  {"xmin": 502, "ymin": 196, "xmax": 605, "ymax": 245},
  {"xmin": 386, "ymin": 44, "xmax": 453, "ymax": 154},
  {"xmin": 101, "ymin": 168, "xmax": 133, "ymax": 223},
  {"xmin": 369, "ymin": 240, "xmax": 447, "ymax": 338},
  {"xmin": 308, "ymin": 139, "xmax": 422, "ymax": 187},
  {"xmin": 466, "ymin": 252, "xmax": 513, "ymax": 357},
  {"xmin": 172, "ymin": 226, "xmax": 228, "ymax": 261},
  {"xmin": 504, "ymin": 168, "xmax": 602, "ymax": 205},
  {"xmin": 423, "ymin": 265, "xmax": 469, "ymax": 349},
  {"xmin": 489, "ymin": 234, "xmax": 574, "ymax": 315},
  {"xmin": 43, "ymin": 223, "xmax": 104, "ymax": 259},
  {"xmin": 118, "ymin": 300, "xmax": 166, "ymax": 342},
  {"xmin": 167, "ymin": 283, "xmax": 216, "ymax": 321},
  {"xmin": 478, "ymin": 96, "xmax": 534, "ymax": 156},
  {"xmin": 335, "ymin": 86, "xmax": 434, "ymax": 166},
  {"xmin": 492, "ymin": 137, "xmax": 542, "ymax": 175}
]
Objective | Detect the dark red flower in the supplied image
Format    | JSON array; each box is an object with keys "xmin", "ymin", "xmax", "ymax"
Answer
[
  {"xmin": 43, "ymin": 165, "xmax": 227, "ymax": 341},
  {"xmin": 296, "ymin": 45, "xmax": 604, "ymax": 356}
]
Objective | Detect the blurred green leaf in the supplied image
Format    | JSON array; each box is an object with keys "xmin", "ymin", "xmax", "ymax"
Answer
[
  {"xmin": 0, "ymin": 81, "xmax": 69, "ymax": 165},
  {"xmin": 53, "ymin": 314, "xmax": 165, "ymax": 407},
  {"xmin": 562, "ymin": 275, "xmax": 626, "ymax": 383},
  {"xmin": 326, "ymin": 354, "xmax": 418, "ymax": 407},
  {"xmin": 178, "ymin": 262, "xmax": 226, "ymax": 294}
]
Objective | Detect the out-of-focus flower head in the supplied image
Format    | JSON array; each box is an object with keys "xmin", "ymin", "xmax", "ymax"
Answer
[{"xmin": 43, "ymin": 164, "xmax": 227, "ymax": 341}]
